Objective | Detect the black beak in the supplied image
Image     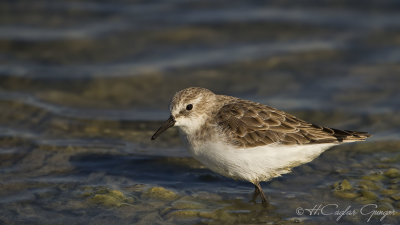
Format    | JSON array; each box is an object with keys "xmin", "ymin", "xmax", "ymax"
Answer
[{"xmin": 151, "ymin": 115, "xmax": 176, "ymax": 140}]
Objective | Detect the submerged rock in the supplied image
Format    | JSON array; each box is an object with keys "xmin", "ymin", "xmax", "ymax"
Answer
[
  {"xmin": 90, "ymin": 194, "xmax": 123, "ymax": 207},
  {"xmin": 361, "ymin": 174, "xmax": 386, "ymax": 182},
  {"xmin": 171, "ymin": 200, "xmax": 206, "ymax": 210},
  {"xmin": 391, "ymin": 193, "xmax": 400, "ymax": 201},
  {"xmin": 381, "ymin": 189, "xmax": 398, "ymax": 196},
  {"xmin": 85, "ymin": 187, "xmax": 134, "ymax": 207},
  {"xmin": 384, "ymin": 168, "xmax": 400, "ymax": 178},
  {"xmin": 358, "ymin": 180, "xmax": 382, "ymax": 191},
  {"xmin": 360, "ymin": 190, "xmax": 379, "ymax": 200},
  {"xmin": 333, "ymin": 179, "xmax": 352, "ymax": 191},
  {"xmin": 166, "ymin": 210, "xmax": 200, "ymax": 218},
  {"xmin": 333, "ymin": 179, "xmax": 359, "ymax": 199},
  {"xmin": 143, "ymin": 186, "xmax": 179, "ymax": 201}
]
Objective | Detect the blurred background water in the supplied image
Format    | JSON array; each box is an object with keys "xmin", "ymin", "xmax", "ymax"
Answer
[{"xmin": 0, "ymin": 0, "xmax": 400, "ymax": 224}]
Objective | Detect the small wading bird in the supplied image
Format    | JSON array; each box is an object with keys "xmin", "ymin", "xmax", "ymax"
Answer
[{"xmin": 151, "ymin": 87, "xmax": 370, "ymax": 206}]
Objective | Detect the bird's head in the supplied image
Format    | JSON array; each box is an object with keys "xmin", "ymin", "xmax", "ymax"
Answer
[{"xmin": 151, "ymin": 87, "xmax": 216, "ymax": 140}]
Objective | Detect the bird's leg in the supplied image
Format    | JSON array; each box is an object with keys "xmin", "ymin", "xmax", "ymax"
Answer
[
  {"xmin": 254, "ymin": 182, "xmax": 269, "ymax": 207},
  {"xmin": 251, "ymin": 184, "xmax": 260, "ymax": 202}
]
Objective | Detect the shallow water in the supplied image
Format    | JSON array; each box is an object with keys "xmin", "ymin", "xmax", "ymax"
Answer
[{"xmin": 0, "ymin": 0, "xmax": 400, "ymax": 224}]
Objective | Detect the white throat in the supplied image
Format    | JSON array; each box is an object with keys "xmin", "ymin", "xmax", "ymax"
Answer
[{"xmin": 175, "ymin": 114, "xmax": 207, "ymax": 136}]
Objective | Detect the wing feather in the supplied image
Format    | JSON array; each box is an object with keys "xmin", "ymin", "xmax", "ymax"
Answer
[{"xmin": 215, "ymin": 99, "xmax": 370, "ymax": 147}]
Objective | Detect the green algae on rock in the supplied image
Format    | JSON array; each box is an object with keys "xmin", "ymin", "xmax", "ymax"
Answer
[
  {"xmin": 332, "ymin": 179, "xmax": 360, "ymax": 199},
  {"xmin": 361, "ymin": 174, "xmax": 386, "ymax": 182},
  {"xmin": 166, "ymin": 210, "xmax": 201, "ymax": 219},
  {"xmin": 384, "ymin": 168, "xmax": 400, "ymax": 179},
  {"xmin": 360, "ymin": 190, "xmax": 379, "ymax": 201},
  {"xmin": 391, "ymin": 194, "xmax": 400, "ymax": 201},
  {"xmin": 143, "ymin": 186, "xmax": 179, "ymax": 201},
  {"xmin": 358, "ymin": 180, "xmax": 382, "ymax": 191},
  {"xmin": 171, "ymin": 200, "xmax": 206, "ymax": 210},
  {"xmin": 85, "ymin": 187, "xmax": 134, "ymax": 207},
  {"xmin": 333, "ymin": 179, "xmax": 353, "ymax": 191}
]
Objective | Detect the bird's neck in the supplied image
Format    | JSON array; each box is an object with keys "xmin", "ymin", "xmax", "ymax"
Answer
[
  {"xmin": 180, "ymin": 118, "xmax": 216, "ymax": 149},
  {"xmin": 178, "ymin": 114, "xmax": 207, "ymax": 136}
]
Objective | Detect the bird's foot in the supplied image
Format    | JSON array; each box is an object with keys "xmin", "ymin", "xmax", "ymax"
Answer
[{"xmin": 261, "ymin": 198, "xmax": 269, "ymax": 208}]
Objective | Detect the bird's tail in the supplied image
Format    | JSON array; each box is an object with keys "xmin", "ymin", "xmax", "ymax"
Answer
[{"xmin": 330, "ymin": 128, "xmax": 371, "ymax": 142}]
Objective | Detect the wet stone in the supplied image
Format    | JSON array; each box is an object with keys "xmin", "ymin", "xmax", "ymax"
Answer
[
  {"xmin": 384, "ymin": 168, "xmax": 400, "ymax": 179},
  {"xmin": 333, "ymin": 179, "xmax": 360, "ymax": 199},
  {"xmin": 381, "ymin": 189, "xmax": 398, "ymax": 196},
  {"xmin": 333, "ymin": 179, "xmax": 352, "ymax": 191},
  {"xmin": 204, "ymin": 209, "xmax": 235, "ymax": 222},
  {"xmin": 391, "ymin": 193, "xmax": 400, "ymax": 201},
  {"xmin": 142, "ymin": 186, "xmax": 179, "ymax": 201},
  {"xmin": 166, "ymin": 210, "xmax": 200, "ymax": 219},
  {"xmin": 171, "ymin": 200, "xmax": 205, "ymax": 210},
  {"xmin": 90, "ymin": 194, "xmax": 123, "ymax": 207},
  {"xmin": 85, "ymin": 187, "xmax": 134, "ymax": 207},
  {"xmin": 358, "ymin": 180, "xmax": 382, "ymax": 191},
  {"xmin": 191, "ymin": 191, "xmax": 223, "ymax": 201},
  {"xmin": 390, "ymin": 178, "xmax": 400, "ymax": 185},
  {"xmin": 361, "ymin": 174, "xmax": 386, "ymax": 182},
  {"xmin": 360, "ymin": 190, "xmax": 379, "ymax": 201}
]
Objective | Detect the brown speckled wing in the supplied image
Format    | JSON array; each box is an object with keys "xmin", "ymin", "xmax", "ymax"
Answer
[{"xmin": 215, "ymin": 100, "xmax": 370, "ymax": 147}]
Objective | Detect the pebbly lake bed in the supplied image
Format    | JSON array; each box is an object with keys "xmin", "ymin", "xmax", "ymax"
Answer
[{"xmin": 0, "ymin": 0, "xmax": 400, "ymax": 224}]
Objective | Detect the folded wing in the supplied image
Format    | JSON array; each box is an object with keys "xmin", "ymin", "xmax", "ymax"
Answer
[{"xmin": 215, "ymin": 100, "xmax": 370, "ymax": 148}]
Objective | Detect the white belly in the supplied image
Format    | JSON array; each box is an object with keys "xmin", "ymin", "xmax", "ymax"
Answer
[{"xmin": 187, "ymin": 142, "xmax": 336, "ymax": 183}]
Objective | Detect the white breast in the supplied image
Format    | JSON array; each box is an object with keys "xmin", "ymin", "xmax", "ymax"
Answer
[{"xmin": 187, "ymin": 142, "xmax": 336, "ymax": 183}]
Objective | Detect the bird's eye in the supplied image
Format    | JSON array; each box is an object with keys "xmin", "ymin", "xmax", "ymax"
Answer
[{"xmin": 186, "ymin": 104, "xmax": 193, "ymax": 110}]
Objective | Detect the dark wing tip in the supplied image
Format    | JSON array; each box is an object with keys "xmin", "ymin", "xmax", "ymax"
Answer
[{"xmin": 332, "ymin": 129, "xmax": 371, "ymax": 142}]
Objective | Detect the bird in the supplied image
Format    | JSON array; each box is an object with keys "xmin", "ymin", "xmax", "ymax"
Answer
[{"xmin": 151, "ymin": 87, "xmax": 370, "ymax": 206}]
